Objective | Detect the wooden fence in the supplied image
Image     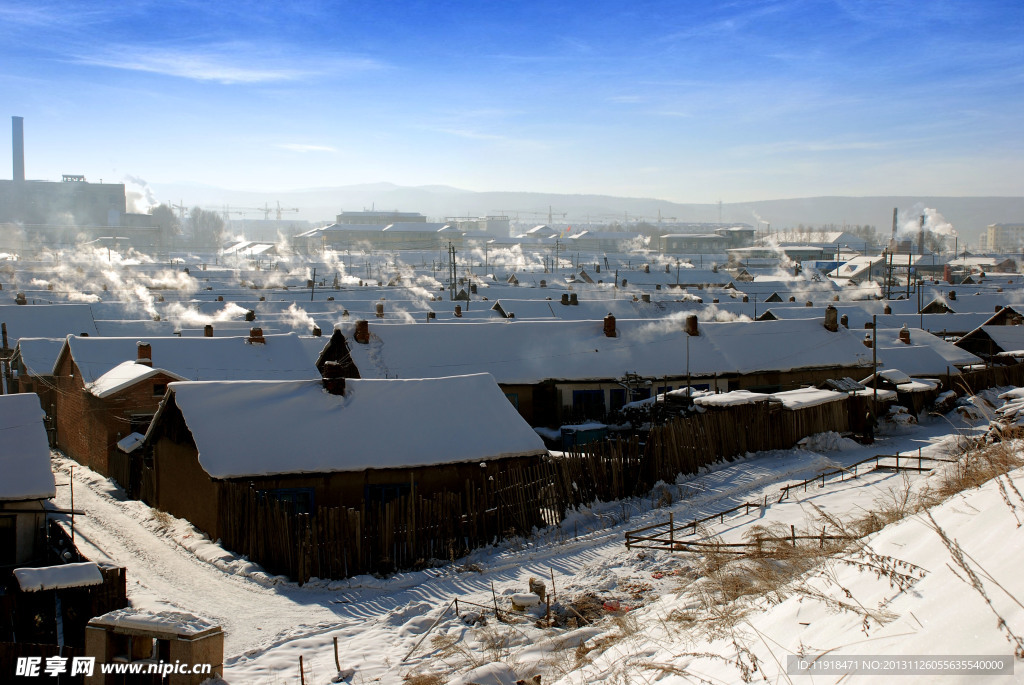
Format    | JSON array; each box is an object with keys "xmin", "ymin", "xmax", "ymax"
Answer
[
  {"xmin": 218, "ymin": 396, "xmax": 870, "ymax": 583},
  {"xmin": 214, "ymin": 363, "xmax": 1024, "ymax": 582}
]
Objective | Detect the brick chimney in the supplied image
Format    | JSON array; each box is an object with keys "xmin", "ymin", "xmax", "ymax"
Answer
[
  {"xmin": 375, "ymin": 302, "xmax": 384, "ymax": 318},
  {"xmin": 312, "ymin": 325, "xmax": 322, "ymax": 337},
  {"xmin": 603, "ymin": 313, "xmax": 616, "ymax": 337},
  {"xmin": 949, "ymin": 290, "xmax": 956, "ymax": 301},
  {"xmin": 641, "ymin": 293, "xmax": 651, "ymax": 303},
  {"xmin": 863, "ymin": 333, "xmax": 872, "ymax": 348},
  {"xmin": 840, "ymin": 314, "xmax": 849, "ymax": 328},
  {"xmin": 247, "ymin": 327, "xmax": 265, "ymax": 344},
  {"xmin": 454, "ymin": 305, "xmax": 462, "ymax": 318},
  {"xmin": 883, "ymin": 304, "xmax": 892, "ymax": 315},
  {"xmin": 354, "ymin": 320, "xmax": 370, "ymax": 344},
  {"xmin": 321, "ymin": 361, "xmax": 346, "ymax": 395},
  {"xmin": 899, "ymin": 324, "xmax": 911, "ymax": 344},
  {"xmin": 204, "ymin": 324, "xmax": 213, "ymax": 337},
  {"xmin": 570, "ymin": 293, "xmax": 578, "ymax": 305},
  {"xmin": 136, "ymin": 342, "xmax": 152, "ymax": 367},
  {"xmin": 685, "ymin": 314, "xmax": 699, "ymax": 337},
  {"xmin": 824, "ymin": 305, "xmax": 838, "ymax": 332},
  {"xmin": 561, "ymin": 293, "xmax": 569, "ymax": 305}
]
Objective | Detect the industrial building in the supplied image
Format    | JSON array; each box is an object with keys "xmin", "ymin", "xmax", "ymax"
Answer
[{"xmin": 1, "ymin": 116, "xmax": 158, "ymax": 247}]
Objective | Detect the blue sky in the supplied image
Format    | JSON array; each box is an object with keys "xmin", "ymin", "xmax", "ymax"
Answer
[{"xmin": 1, "ymin": 0, "xmax": 1022, "ymax": 202}]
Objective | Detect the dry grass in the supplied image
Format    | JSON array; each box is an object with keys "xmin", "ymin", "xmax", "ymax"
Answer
[{"xmin": 402, "ymin": 674, "xmax": 446, "ymax": 685}]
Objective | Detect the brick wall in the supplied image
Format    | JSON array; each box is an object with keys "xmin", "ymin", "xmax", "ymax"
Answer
[{"xmin": 54, "ymin": 354, "xmax": 174, "ymax": 475}]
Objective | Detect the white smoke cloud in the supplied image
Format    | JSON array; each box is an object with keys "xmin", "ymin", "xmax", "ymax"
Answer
[
  {"xmin": 899, "ymin": 204, "xmax": 957, "ymax": 237},
  {"xmin": 123, "ymin": 175, "xmax": 158, "ymax": 214},
  {"xmin": 162, "ymin": 302, "xmax": 248, "ymax": 328},
  {"xmin": 281, "ymin": 303, "xmax": 317, "ymax": 333}
]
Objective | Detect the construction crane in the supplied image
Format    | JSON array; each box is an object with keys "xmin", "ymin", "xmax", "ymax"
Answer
[
  {"xmin": 512, "ymin": 206, "xmax": 568, "ymax": 226},
  {"xmin": 170, "ymin": 201, "xmax": 188, "ymax": 221},
  {"xmin": 273, "ymin": 201, "xmax": 300, "ymax": 221}
]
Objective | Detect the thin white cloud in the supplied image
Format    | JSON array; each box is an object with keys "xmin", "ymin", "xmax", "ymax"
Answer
[
  {"xmin": 70, "ymin": 43, "xmax": 382, "ymax": 84},
  {"xmin": 729, "ymin": 139, "xmax": 888, "ymax": 155},
  {"xmin": 277, "ymin": 143, "xmax": 338, "ymax": 153}
]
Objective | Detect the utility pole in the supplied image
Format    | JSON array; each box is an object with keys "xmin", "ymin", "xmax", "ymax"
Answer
[
  {"xmin": 448, "ymin": 242, "xmax": 457, "ymax": 301},
  {"xmin": 872, "ymin": 314, "xmax": 878, "ymax": 418},
  {"xmin": 310, "ymin": 267, "xmax": 316, "ymax": 301}
]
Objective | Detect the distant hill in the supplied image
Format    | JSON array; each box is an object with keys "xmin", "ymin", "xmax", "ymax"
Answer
[{"xmin": 150, "ymin": 182, "xmax": 1024, "ymax": 245}]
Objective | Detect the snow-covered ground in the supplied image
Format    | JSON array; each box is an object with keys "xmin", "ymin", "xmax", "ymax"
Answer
[{"xmin": 50, "ymin": 392, "xmax": 1024, "ymax": 684}]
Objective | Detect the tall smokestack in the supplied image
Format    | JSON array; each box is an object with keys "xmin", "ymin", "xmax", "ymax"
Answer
[{"xmin": 12, "ymin": 116, "xmax": 24, "ymax": 182}]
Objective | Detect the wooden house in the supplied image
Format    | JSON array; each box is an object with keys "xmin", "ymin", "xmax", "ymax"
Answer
[
  {"xmin": 142, "ymin": 373, "xmax": 548, "ymax": 541},
  {"xmin": 326, "ymin": 309, "xmax": 876, "ymax": 426},
  {"xmin": 51, "ymin": 331, "xmax": 318, "ymax": 475}
]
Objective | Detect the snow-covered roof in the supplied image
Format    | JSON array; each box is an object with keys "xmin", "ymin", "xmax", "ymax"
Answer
[
  {"xmin": 977, "ymin": 326, "xmax": 1024, "ymax": 353},
  {"xmin": 14, "ymin": 562, "xmax": 104, "ymax": 592},
  {"xmin": 117, "ymin": 432, "xmax": 146, "ymax": 453},
  {"xmin": 771, "ymin": 387, "xmax": 846, "ymax": 409},
  {"xmin": 694, "ymin": 390, "xmax": 774, "ymax": 407},
  {"xmin": 62, "ymin": 333, "xmax": 317, "ymax": 384},
  {"xmin": 337, "ymin": 317, "xmax": 874, "ymax": 384},
  {"xmin": 89, "ymin": 608, "xmax": 219, "ymax": 637},
  {"xmin": 13, "ymin": 337, "xmax": 65, "ymax": 376},
  {"xmin": 86, "ymin": 361, "xmax": 187, "ymax": 398},
  {"xmin": 0, "ymin": 304, "xmax": 99, "ymax": 340},
  {"xmin": 694, "ymin": 388, "xmax": 844, "ymax": 409},
  {"xmin": 160, "ymin": 374, "xmax": 548, "ymax": 478},
  {"xmin": 0, "ymin": 393, "xmax": 55, "ymax": 501}
]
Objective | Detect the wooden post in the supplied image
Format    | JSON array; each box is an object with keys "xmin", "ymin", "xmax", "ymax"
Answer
[
  {"xmin": 299, "ymin": 655, "xmax": 305, "ymax": 685},
  {"xmin": 790, "ymin": 524, "xmax": 797, "ymax": 548},
  {"xmin": 668, "ymin": 513, "xmax": 674, "ymax": 548},
  {"xmin": 550, "ymin": 567, "xmax": 557, "ymax": 605},
  {"xmin": 491, "ymin": 581, "xmax": 501, "ymax": 622},
  {"xmin": 333, "ymin": 637, "xmax": 340, "ymax": 672}
]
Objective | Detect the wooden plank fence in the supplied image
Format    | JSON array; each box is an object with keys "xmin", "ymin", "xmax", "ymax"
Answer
[
  {"xmin": 625, "ymin": 451, "xmax": 957, "ymax": 552},
  {"xmin": 212, "ymin": 386, "xmax": 984, "ymax": 583}
]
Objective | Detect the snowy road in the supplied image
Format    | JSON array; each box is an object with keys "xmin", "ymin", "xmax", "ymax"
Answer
[{"xmin": 50, "ymin": 456, "xmax": 352, "ymax": 658}]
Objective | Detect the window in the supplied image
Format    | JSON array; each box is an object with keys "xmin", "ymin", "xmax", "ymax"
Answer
[
  {"xmin": 504, "ymin": 392, "xmax": 519, "ymax": 409},
  {"xmin": 571, "ymin": 389, "xmax": 606, "ymax": 419},
  {"xmin": 366, "ymin": 483, "xmax": 411, "ymax": 506},
  {"xmin": 152, "ymin": 383, "xmax": 167, "ymax": 397},
  {"xmin": 0, "ymin": 516, "xmax": 15, "ymax": 566},
  {"xmin": 258, "ymin": 488, "xmax": 314, "ymax": 514},
  {"xmin": 609, "ymin": 388, "xmax": 627, "ymax": 411}
]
